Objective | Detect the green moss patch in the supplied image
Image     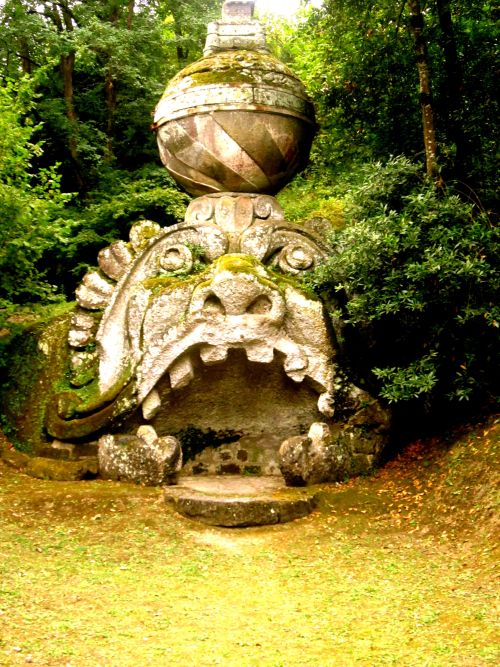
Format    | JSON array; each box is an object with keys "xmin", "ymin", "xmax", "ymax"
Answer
[
  {"xmin": 0, "ymin": 307, "xmax": 75, "ymax": 453},
  {"xmin": 165, "ymin": 50, "xmax": 298, "ymax": 93}
]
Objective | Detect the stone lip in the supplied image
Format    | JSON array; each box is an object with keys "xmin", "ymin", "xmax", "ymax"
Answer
[{"xmin": 164, "ymin": 475, "xmax": 319, "ymax": 526}]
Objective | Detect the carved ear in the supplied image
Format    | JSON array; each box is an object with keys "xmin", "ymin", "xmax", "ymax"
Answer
[{"xmin": 303, "ymin": 217, "xmax": 336, "ymax": 242}]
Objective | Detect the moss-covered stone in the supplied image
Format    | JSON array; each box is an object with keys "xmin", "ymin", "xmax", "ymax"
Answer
[
  {"xmin": 0, "ymin": 307, "xmax": 75, "ymax": 454},
  {"xmin": 26, "ymin": 456, "xmax": 98, "ymax": 481},
  {"xmin": 1, "ymin": 446, "xmax": 30, "ymax": 470},
  {"xmin": 163, "ymin": 50, "xmax": 301, "ymax": 95}
]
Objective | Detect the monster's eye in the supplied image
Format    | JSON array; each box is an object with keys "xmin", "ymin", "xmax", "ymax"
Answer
[
  {"xmin": 159, "ymin": 245, "xmax": 194, "ymax": 273},
  {"xmin": 274, "ymin": 243, "xmax": 317, "ymax": 275}
]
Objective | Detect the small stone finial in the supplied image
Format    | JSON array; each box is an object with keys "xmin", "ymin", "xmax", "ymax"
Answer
[
  {"xmin": 204, "ymin": 0, "xmax": 267, "ymax": 57},
  {"xmin": 222, "ymin": 1, "xmax": 255, "ymax": 20}
]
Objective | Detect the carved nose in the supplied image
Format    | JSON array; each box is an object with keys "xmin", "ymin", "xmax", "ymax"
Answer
[
  {"xmin": 189, "ymin": 265, "xmax": 285, "ymax": 324},
  {"xmin": 202, "ymin": 292, "xmax": 272, "ymax": 316},
  {"xmin": 205, "ymin": 273, "xmax": 273, "ymax": 316}
]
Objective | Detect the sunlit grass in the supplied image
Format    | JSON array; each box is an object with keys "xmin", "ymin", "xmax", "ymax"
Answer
[{"xmin": 0, "ymin": 418, "xmax": 498, "ymax": 666}]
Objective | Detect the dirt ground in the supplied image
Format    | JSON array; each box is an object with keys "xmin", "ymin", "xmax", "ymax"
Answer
[{"xmin": 0, "ymin": 417, "xmax": 498, "ymax": 666}]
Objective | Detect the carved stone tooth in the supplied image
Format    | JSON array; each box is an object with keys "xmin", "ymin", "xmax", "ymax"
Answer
[
  {"xmin": 285, "ymin": 369, "xmax": 307, "ymax": 383},
  {"xmin": 137, "ymin": 424, "xmax": 158, "ymax": 446},
  {"xmin": 200, "ymin": 344, "xmax": 229, "ymax": 365},
  {"xmin": 142, "ymin": 389, "xmax": 162, "ymax": 420},
  {"xmin": 169, "ymin": 355, "xmax": 195, "ymax": 390},
  {"xmin": 244, "ymin": 343, "xmax": 274, "ymax": 363},
  {"xmin": 308, "ymin": 422, "xmax": 331, "ymax": 442},
  {"xmin": 284, "ymin": 354, "xmax": 308, "ymax": 373},
  {"xmin": 317, "ymin": 392, "xmax": 335, "ymax": 418},
  {"xmin": 283, "ymin": 351, "xmax": 308, "ymax": 382}
]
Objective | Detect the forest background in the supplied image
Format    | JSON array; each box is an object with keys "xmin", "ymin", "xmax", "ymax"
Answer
[{"xmin": 0, "ymin": 0, "xmax": 498, "ymax": 431}]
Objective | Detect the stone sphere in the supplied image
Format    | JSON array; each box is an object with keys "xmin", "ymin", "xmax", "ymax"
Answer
[{"xmin": 154, "ymin": 50, "xmax": 316, "ymax": 197}]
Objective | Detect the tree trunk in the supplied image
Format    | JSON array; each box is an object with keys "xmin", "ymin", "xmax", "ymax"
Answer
[
  {"xmin": 47, "ymin": 0, "xmax": 85, "ymax": 190},
  {"xmin": 105, "ymin": 67, "xmax": 117, "ymax": 163},
  {"xmin": 19, "ymin": 37, "xmax": 32, "ymax": 74},
  {"xmin": 408, "ymin": 0, "xmax": 441, "ymax": 183},
  {"xmin": 127, "ymin": 0, "xmax": 135, "ymax": 30},
  {"xmin": 60, "ymin": 50, "xmax": 85, "ymax": 190},
  {"xmin": 166, "ymin": 1, "xmax": 189, "ymax": 66}
]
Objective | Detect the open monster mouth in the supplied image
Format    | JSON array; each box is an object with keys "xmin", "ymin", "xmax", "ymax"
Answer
[
  {"xmin": 133, "ymin": 347, "xmax": 330, "ymax": 477},
  {"xmin": 136, "ymin": 262, "xmax": 336, "ymax": 421},
  {"xmin": 128, "ymin": 266, "xmax": 337, "ymax": 475},
  {"xmin": 116, "ymin": 250, "xmax": 337, "ymax": 477}
]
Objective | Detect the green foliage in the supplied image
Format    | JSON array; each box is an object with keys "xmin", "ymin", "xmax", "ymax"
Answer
[
  {"xmin": 273, "ymin": 0, "xmax": 498, "ymax": 206},
  {"xmin": 47, "ymin": 165, "xmax": 190, "ymax": 293},
  {"xmin": 277, "ymin": 173, "xmax": 344, "ymax": 227},
  {"xmin": 0, "ymin": 78, "xmax": 72, "ymax": 306},
  {"xmin": 159, "ymin": 0, "xmax": 222, "ymax": 69},
  {"xmin": 311, "ymin": 157, "xmax": 499, "ymax": 407}
]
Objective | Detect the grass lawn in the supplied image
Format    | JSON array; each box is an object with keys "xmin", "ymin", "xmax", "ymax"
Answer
[{"xmin": 0, "ymin": 418, "xmax": 498, "ymax": 666}]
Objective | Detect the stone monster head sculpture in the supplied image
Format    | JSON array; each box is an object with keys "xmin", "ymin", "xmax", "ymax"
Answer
[
  {"xmin": 44, "ymin": 0, "xmax": 390, "ymax": 485},
  {"xmin": 45, "ymin": 194, "xmax": 389, "ymax": 484},
  {"xmin": 46, "ymin": 197, "xmax": 334, "ymax": 443}
]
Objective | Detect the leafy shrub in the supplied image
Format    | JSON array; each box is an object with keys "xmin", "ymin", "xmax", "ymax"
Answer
[
  {"xmin": 0, "ymin": 79, "xmax": 73, "ymax": 307},
  {"xmin": 44, "ymin": 165, "xmax": 190, "ymax": 295},
  {"xmin": 310, "ymin": 157, "xmax": 499, "ymax": 410}
]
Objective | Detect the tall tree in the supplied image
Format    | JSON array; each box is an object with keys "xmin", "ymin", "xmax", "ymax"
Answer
[
  {"xmin": 47, "ymin": 0, "xmax": 85, "ymax": 189},
  {"xmin": 160, "ymin": 0, "xmax": 222, "ymax": 69},
  {"xmin": 407, "ymin": 0, "xmax": 440, "ymax": 181}
]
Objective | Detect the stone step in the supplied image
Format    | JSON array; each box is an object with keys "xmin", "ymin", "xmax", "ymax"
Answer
[
  {"xmin": 38, "ymin": 441, "xmax": 98, "ymax": 461},
  {"xmin": 164, "ymin": 475, "xmax": 319, "ymax": 527}
]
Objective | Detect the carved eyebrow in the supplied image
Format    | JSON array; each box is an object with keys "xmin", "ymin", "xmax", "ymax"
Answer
[{"xmin": 262, "ymin": 231, "xmax": 327, "ymax": 261}]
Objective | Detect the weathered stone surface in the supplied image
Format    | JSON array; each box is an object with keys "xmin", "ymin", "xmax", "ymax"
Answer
[
  {"xmin": 44, "ymin": 189, "xmax": 390, "ymax": 482},
  {"xmin": 307, "ymin": 423, "xmax": 349, "ymax": 484},
  {"xmin": 98, "ymin": 430, "xmax": 182, "ymax": 486},
  {"xmin": 0, "ymin": 310, "xmax": 77, "ymax": 456},
  {"xmin": 222, "ymin": 1, "xmax": 254, "ymax": 21},
  {"xmin": 75, "ymin": 271, "xmax": 114, "ymax": 310},
  {"xmin": 206, "ymin": 2, "xmax": 267, "ymax": 57},
  {"xmin": 33, "ymin": 0, "xmax": 392, "ymax": 488},
  {"xmin": 1, "ymin": 446, "xmax": 30, "ymax": 470},
  {"xmin": 141, "ymin": 390, "xmax": 162, "ymax": 420},
  {"xmin": 98, "ymin": 240, "xmax": 133, "ymax": 281},
  {"xmin": 164, "ymin": 476, "xmax": 318, "ymax": 526},
  {"xmin": 279, "ymin": 422, "xmax": 349, "ymax": 486},
  {"xmin": 38, "ymin": 440, "xmax": 98, "ymax": 461},
  {"xmin": 68, "ymin": 311, "xmax": 98, "ymax": 348},
  {"xmin": 278, "ymin": 435, "xmax": 310, "ymax": 486},
  {"xmin": 69, "ymin": 350, "xmax": 98, "ymax": 388},
  {"xmin": 335, "ymin": 385, "xmax": 392, "ymax": 473}
]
